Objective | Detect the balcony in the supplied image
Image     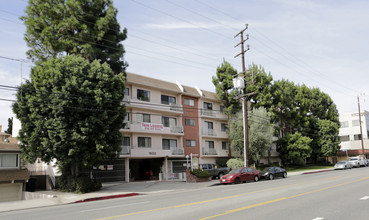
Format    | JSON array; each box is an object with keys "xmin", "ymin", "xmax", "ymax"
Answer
[
  {"xmin": 171, "ymin": 147, "xmax": 184, "ymax": 155},
  {"xmin": 170, "ymin": 126, "xmax": 184, "ymax": 134},
  {"xmin": 120, "ymin": 145, "xmax": 130, "ymax": 155},
  {"xmin": 169, "ymin": 103, "xmax": 183, "ymax": 112},
  {"xmin": 202, "ymin": 147, "xmax": 218, "ymax": 155},
  {"xmin": 130, "ymin": 146, "xmax": 185, "ymax": 157},
  {"xmin": 203, "ymin": 128, "xmax": 216, "ymax": 136},
  {"xmin": 201, "ymin": 109, "xmax": 215, "ymax": 117}
]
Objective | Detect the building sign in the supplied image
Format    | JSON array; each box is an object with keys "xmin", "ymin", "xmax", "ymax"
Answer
[{"xmin": 141, "ymin": 122, "xmax": 164, "ymax": 131}]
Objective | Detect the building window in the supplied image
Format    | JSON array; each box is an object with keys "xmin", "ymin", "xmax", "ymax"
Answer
[
  {"xmin": 137, "ymin": 113, "xmax": 150, "ymax": 123},
  {"xmin": 340, "ymin": 121, "xmax": 349, "ymax": 128},
  {"xmin": 138, "ymin": 137, "xmax": 151, "ymax": 148},
  {"xmin": 352, "ymin": 120, "xmax": 360, "ymax": 127},
  {"xmin": 204, "ymin": 121, "xmax": 213, "ymax": 129},
  {"xmin": 0, "ymin": 154, "xmax": 19, "ymax": 168},
  {"xmin": 162, "ymin": 117, "xmax": 177, "ymax": 127},
  {"xmin": 221, "ymin": 123, "xmax": 227, "ymax": 132},
  {"xmin": 124, "ymin": 88, "xmax": 129, "ymax": 96},
  {"xmin": 222, "ymin": 141, "xmax": 228, "ymax": 150},
  {"xmin": 184, "ymin": 98, "xmax": 194, "ymax": 106},
  {"xmin": 185, "ymin": 119, "xmax": 195, "ymax": 126},
  {"xmin": 122, "ymin": 137, "xmax": 130, "ymax": 146},
  {"xmin": 161, "ymin": 95, "xmax": 176, "ymax": 105},
  {"xmin": 203, "ymin": 102, "xmax": 213, "ymax": 110},
  {"xmin": 162, "ymin": 139, "xmax": 177, "ymax": 150},
  {"xmin": 137, "ymin": 89, "xmax": 150, "ymax": 102},
  {"xmin": 220, "ymin": 105, "xmax": 224, "ymax": 113},
  {"xmin": 186, "ymin": 140, "xmax": 196, "ymax": 147},
  {"xmin": 205, "ymin": 141, "xmax": 214, "ymax": 149},
  {"xmin": 125, "ymin": 112, "xmax": 130, "ymax": 122},
  {"xmin": 354, "ymin": 134, "xmax": 362, "ymax": 140},
  {"xmin": 339, "ymin": 135, "xmax": 350, "ymax": 142}
]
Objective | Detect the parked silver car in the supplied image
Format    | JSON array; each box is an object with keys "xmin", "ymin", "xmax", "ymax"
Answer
[
  {"xmin": 334, "ymin": 161, "xmax": 352, "ymax": 170},
  {"xmin": 348, "ymin": 157, "xmax": 360, "ymax": 168}
]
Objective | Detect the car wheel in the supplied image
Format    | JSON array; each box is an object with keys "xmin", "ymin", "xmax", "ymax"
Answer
[
  {"xmin": 283, "ymin": 172, "xmax": 287, "ymax": 178},
  {"xmin": 234, "ymin": 177, "xmax": 240, "ymax": 184},
  {"xmin": 254, "ymin": 175, "xmax": 259, "ymax": 182},
  {"xmin": 218, "ymin": 172, "xmax": 224, "ymax": 179},
  {"xmin": 269, "ymin": 174, "xmax": 274, "ymax": 180}
]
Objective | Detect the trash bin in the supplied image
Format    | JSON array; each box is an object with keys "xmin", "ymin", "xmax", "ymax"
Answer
[{"xmin": 26, "ymin": 178, "xmax": 37, "ymax": 192}]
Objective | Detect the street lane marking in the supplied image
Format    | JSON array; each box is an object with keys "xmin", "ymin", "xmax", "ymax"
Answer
[
  {"xmin": 80, "ymin": 201, "xmax": 150, "ymax": 213},
  {"xmin": 95, "ymin": 175, "xmax": 344, "ymax": 220},
  {"xmin": 360, "ymin": 196, "xmax": 369, "ymax": 200},
  {"xmin": 199, "ymin": 176, "xmax": 369, "ymax": 219},
  {"xmin": 312, "ymin": 218, "xmax": 324, "ymax": 220}
]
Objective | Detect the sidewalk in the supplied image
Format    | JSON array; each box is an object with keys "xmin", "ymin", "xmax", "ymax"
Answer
[{"xmin": 0, "ymin": 168, "xmax": 334, "ymax": 213}]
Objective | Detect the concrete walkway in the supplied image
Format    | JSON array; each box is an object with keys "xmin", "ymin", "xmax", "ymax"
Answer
[{"xmin": 0, "ymin": 168, "xmax": 334, "ymax": 213}]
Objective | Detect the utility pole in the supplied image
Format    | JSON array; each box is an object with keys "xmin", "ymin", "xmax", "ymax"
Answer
[
  {"xmin": 234, "ymin": 24, "xmax": 253, "ymax": 167},
  {"xmin": 358, "ymin": 96, "xmax": 365, "ymax": 155}
]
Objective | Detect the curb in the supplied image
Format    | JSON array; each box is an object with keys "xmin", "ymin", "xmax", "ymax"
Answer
[
  {"xmin": 302, "ymin": 169, "xmax": 334, "ymax": 175},
  {"xmin": 74, "ymin": 193, "xmax": 140, "ymax": 203}
]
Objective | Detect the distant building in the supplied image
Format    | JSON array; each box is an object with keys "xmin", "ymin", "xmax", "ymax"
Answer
[
  {"xmin": 338, "ymin": 111, "xmax": 369, "ymax": 158},
  {"xmin": 0, "ymin": 126, "xmax": 29, "ymax": 202}
]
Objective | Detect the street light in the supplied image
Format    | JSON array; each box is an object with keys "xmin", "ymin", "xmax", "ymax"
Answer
[{"xmin": 233, "ymin": 75, "xmax": 248, "ymax": 167}]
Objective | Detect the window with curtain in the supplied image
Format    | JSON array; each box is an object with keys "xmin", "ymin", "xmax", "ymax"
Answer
[{"xmin": 0, "ymin": 154, "xmax": 19, "ymax": 168}]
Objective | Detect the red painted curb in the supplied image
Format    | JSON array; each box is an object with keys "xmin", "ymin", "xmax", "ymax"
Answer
[{"xmin": 75, "ymin": 193, "xmax": 140, "ymax": 203}]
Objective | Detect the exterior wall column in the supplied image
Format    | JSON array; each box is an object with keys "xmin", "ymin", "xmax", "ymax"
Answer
[
  {"xmin": 125, "ymin": 158, "xmax": 130, "ymax": 183},
  {"xmin": 164, "ymin": 157, "xmax": 168, "ymax": 180}
]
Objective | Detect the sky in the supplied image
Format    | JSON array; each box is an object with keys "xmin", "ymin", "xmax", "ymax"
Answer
[{"xmin": 1, "ymin": 0, "xmax": 369, "ymax": 131}]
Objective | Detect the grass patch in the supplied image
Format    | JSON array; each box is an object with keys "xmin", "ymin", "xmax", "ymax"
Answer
[{"xmin": 283, "ymin": 165, "xmax": 333, "ymax": 172}]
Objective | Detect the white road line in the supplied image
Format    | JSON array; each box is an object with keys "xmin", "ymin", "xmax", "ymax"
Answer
[
  {"xmin": 360, "ymin": 196, "xmax": 369, "ymax": 200},
  {"xmin": 80, "ymin": 201, "xmax": 150, "ymax": 213},
  {"xmin": 312, "ymin": 217, "xmax": 324, "ymax": 220}
]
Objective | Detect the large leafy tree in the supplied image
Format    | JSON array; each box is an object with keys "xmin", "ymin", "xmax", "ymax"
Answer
[
  {"xmin": 21, "ymin": 0, "xmax": 127, "ymax": 74},
  {"xmin": 277, "ymin": 132, "xmax": 312, "ymax": 165},
  {"xmin": 248, "ymin": 107, "xmax": 274, "ymax": 164},
  {"xmin": 228, "ymin": 107, "xmax": 274, "ymax": 164},
  {"xmin": 315, "ymin": 119, "xmax": 340, "ymax": 157},
  {"xmin": 13, "ymin": 55, "xmax": 125, "ymax": 192},
  {"xmin": 212, "ymin": 60, "xmax": 240, "ymax": 115}
]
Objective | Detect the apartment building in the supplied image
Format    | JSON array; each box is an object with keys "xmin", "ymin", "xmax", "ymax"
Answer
[
  {"xmin": 118, "ymin": 72, "xmax": 230, "ymax": 182},
  {"xmin": 338, "ymin": 111, "xmax": 369, "ymax": 158}
]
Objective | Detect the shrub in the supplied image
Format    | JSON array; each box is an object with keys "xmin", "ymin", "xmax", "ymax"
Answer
[
  {"xmin": 191, "ymin": 169, "xmax": 210, "ymax": 178},
  {"xmin": 57, "ymin": 175, "xmax": 101, "ymax": 193},
  {"xmin": 215, "ymin": 158, "xmax": 228, "ymax": 167},
  {"xmin": 226, "ymin": 159, "xmax": 244, "ymax": 169}
]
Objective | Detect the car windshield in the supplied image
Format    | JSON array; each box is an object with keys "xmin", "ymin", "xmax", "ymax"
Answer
[
  {"xmin": 350, "ymin": 158, "xmax": 358, "ymax": 161},
  {"xmin": 262, "ymin": 167, "xmax": 271, "ymax": 172},
  {"xmin": 337, "ymin": 161, "xmax": 346, "ymax": 164},
  {"xmin": 229, "ymin": 168, "xmax": 243, "ymax": 174}
]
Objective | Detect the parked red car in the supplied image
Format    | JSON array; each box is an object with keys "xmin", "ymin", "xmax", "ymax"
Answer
[{"xmin": 220, "ymin": 167, "xmax": 260, "ymax": 184}]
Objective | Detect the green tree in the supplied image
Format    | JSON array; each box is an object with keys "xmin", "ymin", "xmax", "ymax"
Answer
[
  {"xmin": 249, "ymin": 107, "xmax": 274, "ymax": 164},
  {"xmin": 316, "ymin": 119, "xmax": 340, "ymax": 157},
  {"xmin": 5, "ymin": 117, "xmax": 13, "ymax": 135},
  {"xmin": 21, "ymin": 0, "xmax": 127, "ymax": 74},
  {"xmin": 228, "ymin": 107, "xmax": 274, "ymax": 164},
  {"xmin": 278, "ymin": 132, "xmax": 312, "ymax": 165},
  {"xmin": 245, "ymin": 64, "xmax": 273, "ymax": 110},
  {"xmin": 13, "ymin": 55, "xmax": 125, "ymax": 192},
  {"xmin": 226, "ymin": 158, "xmax": 244, "ymax": 169},
  {"xmin": 212, "ymin": 60, "xmax": 240, "ymax": 115}
]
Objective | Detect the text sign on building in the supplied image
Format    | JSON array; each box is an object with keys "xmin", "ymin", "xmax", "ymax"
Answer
[{"xmin": 141, "ymin": 122, "xmax": 164, "ymax": 131}]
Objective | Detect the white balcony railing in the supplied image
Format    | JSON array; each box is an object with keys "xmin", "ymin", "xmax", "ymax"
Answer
[
  {"xmin": 203, "ymin": 128, "xmax": 216, "ymax": 136},
  {"xmin": 170, "ymin": 103, "xmax": 183, "ymax": 112},
  {"xmin": 120, "ymin": 145, "xmax": 130, "ymax": 155},
  {"xmin": 201, "ymin": 109, "xmax": 215, "ymax": 117},
  {"xmin": 171, "ymin": 147, "xmax": 184, "ymax": 155},
  {"xmin": 170, "ymin": 126, "xmax": 184, "ymax": 133},
  {"xmin": 202, "ymin": 147, "xmax": 218, "ymax": 155}
]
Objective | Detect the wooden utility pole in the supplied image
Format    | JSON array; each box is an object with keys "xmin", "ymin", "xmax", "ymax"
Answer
[
  {"xmin": 358, "ymin": 96, "xmax": 365, "ymax": 155},
  {"xmin": 234, "ymin": 24, "xmax": 251, "ymax": 167}
]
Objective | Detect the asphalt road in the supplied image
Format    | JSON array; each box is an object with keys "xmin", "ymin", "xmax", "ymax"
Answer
[{"xmin": 2, "ymin": 167, "xmax": 369, "ymax": 220}]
